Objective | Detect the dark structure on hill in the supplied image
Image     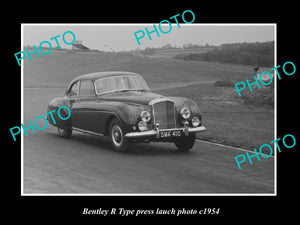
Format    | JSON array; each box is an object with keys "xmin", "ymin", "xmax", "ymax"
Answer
[{"xmin": 72, "ymin": 40, "xmax": 90, "ymax": 50}]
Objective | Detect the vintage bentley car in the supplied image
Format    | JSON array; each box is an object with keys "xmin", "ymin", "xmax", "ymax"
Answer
[{"xmin": 47, "ymin": 71, "xmax": 206, "ymax": 151}]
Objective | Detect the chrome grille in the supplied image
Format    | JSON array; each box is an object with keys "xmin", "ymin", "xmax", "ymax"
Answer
[{"xmin": 152, "ymin": 100, "xmax": 176, "ymax": 129}]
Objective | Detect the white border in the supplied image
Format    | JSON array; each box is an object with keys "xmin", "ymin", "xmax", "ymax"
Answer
[
  {"xmin": 21, "ymin": 23, "xmax": 277, "ymax": 196},
  {"xmin": 274, "ymin": 23, "xmax": 277, "ymax": 197},
  {"xmin": 21, "ymin": 24, "xmax": 24, "ymax": 195}
]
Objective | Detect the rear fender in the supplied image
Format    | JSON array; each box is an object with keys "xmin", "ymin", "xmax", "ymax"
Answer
[{"xmin": 47, "ymin": 96, "xmax": 72, "ymax": 128}]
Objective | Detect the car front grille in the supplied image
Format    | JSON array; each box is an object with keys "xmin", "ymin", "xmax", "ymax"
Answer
[{"xmin": 151, "ymin": 99, "xmax": 176, "ymax": 129}]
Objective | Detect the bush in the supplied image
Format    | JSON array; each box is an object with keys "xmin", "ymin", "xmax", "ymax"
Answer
[
  {"xmin": 140, "ymin": 47, "xmax": 155, "ymax": 55},
  {"xmin": 241, "ymin": 86, "xmax": 274, "ymax": 106},
  {"xmin": 214, "ymin": 78, "xmax": 235, "ymax": 87}
]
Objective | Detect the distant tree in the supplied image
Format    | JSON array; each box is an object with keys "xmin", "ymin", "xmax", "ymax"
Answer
[
  {"xmin": 140, "ymin": 47, "xmax": 155, "ymax": 55},
  {"xmin": 182, "ymin": 43, "xmax": 202, "ymax": 49},
  {"xmin": 161, "ymin": 44, "xmax": 172, "ymax": 49},
  {"xmin": 182, "ymin": 43, "xmax": 192, "ymax": 49}
]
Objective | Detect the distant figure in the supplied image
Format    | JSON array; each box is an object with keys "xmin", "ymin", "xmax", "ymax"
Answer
[{"xmin": 254, "ymin": 64, "xmax": 259, "ymax": 74}]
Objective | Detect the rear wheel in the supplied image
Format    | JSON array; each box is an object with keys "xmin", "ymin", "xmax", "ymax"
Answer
[
  {"xmin": 57, "ymin": 127, "xmax": 72, "ymax": 138},
  {"xmin": 109, "ymin": 118, "xmax": 129, "ymax": 152},
  {"xmin": 174, "ymin": 133, "xmax": 196, "ymax": 151}
]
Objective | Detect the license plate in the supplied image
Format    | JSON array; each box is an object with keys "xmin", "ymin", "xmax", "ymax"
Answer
[{"xmin": 159, "ymin": 130, "xmax": 182, "ymax": 138}]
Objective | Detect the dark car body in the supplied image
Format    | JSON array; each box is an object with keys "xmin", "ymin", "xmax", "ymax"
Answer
[{"xmin": 47, "ymin": 71, "xmax": 206, "ymax": 151}]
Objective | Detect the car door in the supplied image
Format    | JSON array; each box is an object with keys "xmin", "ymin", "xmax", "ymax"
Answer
[
  {"xmin": 67, "ymin": 80, "xmax": 81, "ymax": 129},
  {"xmin": 72, "ymin": 79, "xmax": 97, "ymax": 132},
  {"xmin": 69, "ymin": 79, "xmax": 110, "ymax": 135}
]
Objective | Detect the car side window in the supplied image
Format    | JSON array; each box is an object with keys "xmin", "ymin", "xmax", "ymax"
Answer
[
  {"xmin": 69, "ymin": 81, "xmax": 79, "ymax": 97},
  {"xmin": 79, "ymin": 80, "xmax": 95, "ymax": 96}
]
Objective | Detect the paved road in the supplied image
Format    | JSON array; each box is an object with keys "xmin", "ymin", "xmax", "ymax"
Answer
[
  {"xmin": 22, "ymin": 88, "xmax": 274, "ymax": 194},
  {"xmin": 23, "ymin": 127, "xmax": 274, "ymax": 194}
]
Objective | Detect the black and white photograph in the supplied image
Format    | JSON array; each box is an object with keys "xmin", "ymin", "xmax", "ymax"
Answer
[
  {"xmin": 6, "ymin": 5, "xmax": 298, "ymax": 221},
  {"xmin": 21, "ymin": 24, "xmax": 275, "ymax": 195}
]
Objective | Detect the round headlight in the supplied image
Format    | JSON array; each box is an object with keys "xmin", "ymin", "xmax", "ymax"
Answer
[
  {"xmin": 140, "ymin": 111, "xmax": 151, "ymax": 122},
  {"xmin": 138, "ymin": 121, "xmax": 148, "ymax": 131},
  {"xmin": 180, "ymin": 107, "xmax": 191, "ymax": 119},
  {"xmin": 191, "ymin": 117, "xmax": 200, "ymax": 127}
]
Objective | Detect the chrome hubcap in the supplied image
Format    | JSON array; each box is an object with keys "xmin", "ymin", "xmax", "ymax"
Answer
[
  {"xmin": 58, "ymin": 127, "xmax": 64, "ymax": 135},
  {"xmin": 111, "ymin": 124, "xmax": 123, "ymax": 147}
]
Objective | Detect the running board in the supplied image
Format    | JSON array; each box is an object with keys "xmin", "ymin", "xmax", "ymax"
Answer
[{"xmin": 72, "ymin": 127, "xmax": 104, "ymax": 136}]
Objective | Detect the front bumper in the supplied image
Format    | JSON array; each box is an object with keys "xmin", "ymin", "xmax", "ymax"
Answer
[{"xmin": 125, "ymin": 124, "xmax": 206, "ymax": 139}]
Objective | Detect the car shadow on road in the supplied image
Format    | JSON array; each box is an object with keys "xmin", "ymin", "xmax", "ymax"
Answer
[{"xmin": 52, "ymin": 131, "xmax": 195, "ymax": 156}]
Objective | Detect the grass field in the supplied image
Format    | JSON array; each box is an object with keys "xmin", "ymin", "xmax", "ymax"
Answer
[
  {"xmin": 24, "ymin": 50, "xmax": 254, "ymax": 88},
  {"xmin": 24, "ymin": 50, "xmax": 274, "ymax": 151},
  {"xmin": 156, "ymin": 83, "xmax": 274, "ymax": 152}
]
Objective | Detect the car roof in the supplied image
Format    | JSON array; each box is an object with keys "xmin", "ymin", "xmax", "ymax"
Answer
[{"xmin": 72, "ymin": 71, "xmax": 141, "ymax": 83}]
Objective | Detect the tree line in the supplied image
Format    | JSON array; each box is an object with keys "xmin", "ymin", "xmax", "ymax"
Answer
[
  {"xmin": 173, "ymin": 41, "xmax": 274, "ymax": 67},
  {"xmin": 137, "ymin": 43, "xmax": 215, "ymax": 55}
]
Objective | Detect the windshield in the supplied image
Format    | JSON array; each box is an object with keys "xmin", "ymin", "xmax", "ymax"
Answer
[{"xmin": 94, "ymin": 75, "xmax": 150, "ymax": 95}]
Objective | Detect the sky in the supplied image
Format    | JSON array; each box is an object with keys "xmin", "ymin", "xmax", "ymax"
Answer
[{"xmin": 23, "ymin": 24, "xmax": 275, "ymax": 51}]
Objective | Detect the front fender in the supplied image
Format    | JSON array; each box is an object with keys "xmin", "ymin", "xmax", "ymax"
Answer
[
  {"xmin": 85, "ymin": 101, "xmax": 150, "ymax": 134},
  {"xmin": 110, "ymin": 102, "xmax": 150, "ymax": 126},
  {"xmin": 170, "ymin": 97, "xmax": 202, "ymax": 116}
]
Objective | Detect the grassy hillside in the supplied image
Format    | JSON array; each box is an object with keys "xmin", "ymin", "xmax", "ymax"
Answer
[
  {"xmin": 173, "ymin": 41, "xmax": 274, "ymax": 67},
  {"xmin": 24, "ymin": 51, "xmax": 254, "ymax": 88},
  {"xmin": 139, "ymin": 47, "xmax": 214, "ymax": 59},
  {"xmin": 156, "ymin": 83, "xmax": 274, "ymax": 151}
]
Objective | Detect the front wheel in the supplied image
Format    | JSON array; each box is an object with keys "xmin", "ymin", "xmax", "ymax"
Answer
[
  {"xmin": 174, "ymin": 133, "xmax": 196, "ymax": 151},
  {"xmin": 109, "ymin": 118, "xmax": 129, "ymax": 152},
  {"xmin": 57, "ymin": 127, "xmax": 72, "ymax": 138}
]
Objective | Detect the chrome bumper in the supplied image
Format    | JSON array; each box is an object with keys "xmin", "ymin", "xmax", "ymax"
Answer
[{"xmin": 125, "ymin": 124, "xmax": 206, "ymax": 139}]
